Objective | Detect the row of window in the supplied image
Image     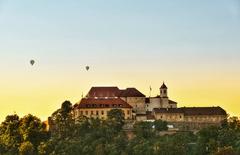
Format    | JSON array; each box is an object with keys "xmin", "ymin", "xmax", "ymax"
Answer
[
  {"xmin": 158, "ymin": 115, "xmax": 223, "ymax": 121},
  {"xmin": 160, "ymin": 115, "xmax": 183, "ymax": 119},
  {"xmin": 78, "ymin": 110, "xmax": 131, "ymax": 116},
  {"xmin": 85, "ymin": 104, "xmax": 124, "ymax": 108},
  {"xmin": 185, "ymin": 116, "xmax": 223, "ymax": 121}
]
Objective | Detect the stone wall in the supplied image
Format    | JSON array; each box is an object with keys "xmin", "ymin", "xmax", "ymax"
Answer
[
  {"xmin": 169, "ymin": 121, "xmax": 223, "ymax": 131},
  {"xmin": 121, "ymin": 97, "xmax": 146, "ymax": 114},
  {"xmin": 154, "ymin": 112, "xmax": 184, "ymax": 122}
]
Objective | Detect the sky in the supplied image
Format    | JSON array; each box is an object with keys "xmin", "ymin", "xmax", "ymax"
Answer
[{"xmin": 0, "ymin": 0, "xmax": 240, "ymax": 121}]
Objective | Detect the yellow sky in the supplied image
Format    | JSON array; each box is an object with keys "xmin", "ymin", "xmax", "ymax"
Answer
[{"xmin": 0, "ymin": 67, "xmax": 239, "ymax": 122}]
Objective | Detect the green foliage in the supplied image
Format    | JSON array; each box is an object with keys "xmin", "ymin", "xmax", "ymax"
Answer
[
  {"xmin": 19, "ymin": 141, "xmax": 34, "ymax": 155},
  {"xmin": 0, "ymin": 114, "xmax": 21, "ymax": 154},
  {"xmin": 194, "ymin": 116, "xmax": 240, "ymax": 155},
  {"xmin": 107, "ymin": 109, "xmax": 125, "ymax": 132},
  {"xmin": 228, "ymin": 117, "xmax": 240, "ymax": 130},
  {"xmin": 134, "ymin": 121, "xmax": 155, "ymax": 139},
  {"xmin": 0, "ymin": 114, "xmax": 49, "ymax": 155},
  {"xmin": 213, "ymin": 146, "xmax": 238, "ymax": 155},
  {"xmin": 0, "ymin": 102, "xmax": 239, "ymax": 155},
  {"xmin": 127, "ymin": 137, "xmax": 154, "ymax": 155},
  {"xmin": 19, "ymin": 114, "xmax": 49, "ymax": 147},
  {"xmin": 154, "ymin": 120, "xmax": 168, "ymax": 131},
  {"xmin": 50, "ymin": 101, "xmax": 75, "ymax": 138}
]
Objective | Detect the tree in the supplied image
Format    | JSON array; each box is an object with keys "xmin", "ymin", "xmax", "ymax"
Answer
[
  {"xmin": 134, "ymin": 121, "xmax": 154, "ymax": 139},
  {"xmin": 228, "ymin": 117, "xmax": 240, "ymax": 130},
  {"xmin": 218, "ymin": 128, "xmax": 237, "ymax": 147},
  {"xmin": 154, "ymin": 120, "xmax": 168, "ymax": 132},
  {"xmin": 107, "ymin": 109, "xmax": 125, "ymax": 132},
  {"xmin": 19, "ymin": 114, "xmax": 49, "ymax": 149},
  {"xmin": 213, "ymin": 146, "xmax": 237, "ymax": 155},
  {"xmin": 127, "ymin": 137, "xmax": 154, "ymax": 155},
  {"xmin": 19, "ymin": 141, "xmax": 34, "ymax": 155},
  {"xmin": 196, "ymin": 126, "xmax": 219, "ymax": 154},
  {"xmin": 0, "ymin": 114, "xmax": 21, "ymax": 154},
  {"xmin": 49, "ymin": 101, "xmax": 74, "ymax": 138},
  {"xmin": 61, "ymin": 100, "xmax": 73, "ymax": 118}
]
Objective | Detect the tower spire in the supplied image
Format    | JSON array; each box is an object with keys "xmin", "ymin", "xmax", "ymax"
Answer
[{"xmin": 160, "ymin": 82, "xmax": 168, "ymax": 98}]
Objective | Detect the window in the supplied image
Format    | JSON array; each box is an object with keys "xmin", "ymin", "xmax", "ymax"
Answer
[
  {"xmin": 96, "ymin": 111, "xmax": 99, "ymax": 115},
  {"xmin": 164, "ymin": 90, "xmax": 167, "ymax": 94},
  {"xmin": 127, "ymin": 110, "xmax": 130, "ymax": 115},
  {"xmin": 101, "ymin": 111, "xmax": 104, "ymax": 115},
  {"xmin": 80, "ymin": 111, "xmax": 83, "ymax": 115},
  {"xmin": 85, "ymin": 111, "xmax": 88, "ymax": 115},
  {"xmin": 91, "ymin": 111, "xmax": 93, "ymax": 115},
  {"xmin": 180, "ymin": 115, "xmax": 182, "ymax": 118}
]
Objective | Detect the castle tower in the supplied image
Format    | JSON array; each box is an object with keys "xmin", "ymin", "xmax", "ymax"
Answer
[
  {"xmin": 160, "ymin": 82, "xmax": 168, "ymax": 98},
  {"xmin": 159, "ymin": 82, "xmax": 169, "ymax": 108}
]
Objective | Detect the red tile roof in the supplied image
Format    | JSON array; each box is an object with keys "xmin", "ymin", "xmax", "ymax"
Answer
[
  {"xmin": 153, "ymin": 107, "xmax": 226, "ymax": 116},
  {"xmin": 86, "ymin": 87, "xmax": 119, "ymax": 98},
  {"xmin": 77, "ymin": 98, "xmax": 132, "ymax": 109},
  {"xmin": 118, "ymin": 88, "xmax": 145, "ymax": 97},
  {"xmin": 180, "ymin": 107, "xmax": 227, "ymax": 116},
  {"xmin": 86, "ymin": 87, "xmax": 145, "ymax": 98}
]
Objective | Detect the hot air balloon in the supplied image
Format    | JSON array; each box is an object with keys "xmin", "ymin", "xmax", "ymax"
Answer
[
  {"xmin": 30, "ymin": 60, "xmax": 35, "ymax": 66},
  {"xmin": 85, "ymin": 66, "xmax": 90, "ymax": 71}
]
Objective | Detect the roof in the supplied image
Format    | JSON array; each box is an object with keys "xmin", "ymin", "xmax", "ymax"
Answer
[
  {"xmin": 169, "ymin": 100, "xmax": 177, "ymax": 104},
  {"xmin": 180, "ymin": 107, "xmax": 227, "ymax": 116},
  {"xmin": 86, "ymin": 87, "xmax": 119, "ymax": 98},
  {"xmin": 153, "ymin": 107, "xmax": 227, "ymax": 116},
  {"xmin": 160, "ymin": 83, "xmax": 168, "ymax": 89},
  {"xmin": 77, "ymin": 98, "xmax": 132, "ymax": 109},
  {"xmin": 118, "ymin": 88, "xmax": 145, "ymax": 97},
  {"xmin": 86, "ymin": 87, "xmax": 145, "ymax": 98}
]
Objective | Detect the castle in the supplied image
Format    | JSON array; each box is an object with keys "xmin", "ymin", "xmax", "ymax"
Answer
[{"xmin": 73, "ymin": 83, "xmax": 227, "ymax": 130}]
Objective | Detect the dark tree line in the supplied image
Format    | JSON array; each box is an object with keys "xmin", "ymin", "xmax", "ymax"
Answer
[{"xmin": 0, "ymin": 101, "xmax": 240, "ymax": 155}]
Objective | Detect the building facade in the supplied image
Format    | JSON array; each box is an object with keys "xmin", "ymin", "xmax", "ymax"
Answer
[
  {"xmin": 71, "ymin": 83, "xmax": 227, "ymax": 130},
  {"xmin": 85, "ymin": 87, "xmax": 146, "ymax": 114},
  {"xmin": 153, "ymin": 107, "xmax": 227, "ymax": 130},
  {"xmin": 145, "ymin": 83, "xmax": 177, "ymax": 112},
  {"xmin": 74, "ymin": 98, "xmax": 133, "ymax": 120}
]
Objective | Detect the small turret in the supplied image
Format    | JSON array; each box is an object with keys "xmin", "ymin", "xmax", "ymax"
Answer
[{"xmin": 160, "ymin": 82, "xmax": 168, "ymax": 98}]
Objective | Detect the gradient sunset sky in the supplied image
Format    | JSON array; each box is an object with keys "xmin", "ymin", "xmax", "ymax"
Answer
[{"xmin": 0, "ymin": 0, "xmax": 240, "ymax": 121}]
